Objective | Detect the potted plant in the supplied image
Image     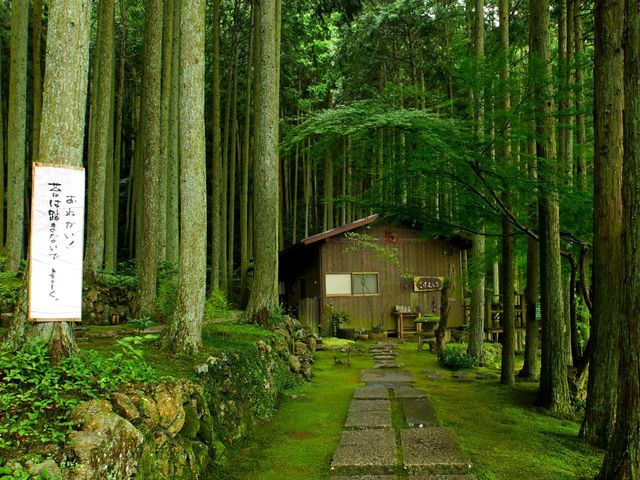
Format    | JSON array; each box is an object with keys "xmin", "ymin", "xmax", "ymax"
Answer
[
  {"xmin": 368, "ymin": 324, "xmax": 387, "ymax": 341},
  {"xmin": 323, "ymin": 304, "xmax": 353, "ymax": 338}
]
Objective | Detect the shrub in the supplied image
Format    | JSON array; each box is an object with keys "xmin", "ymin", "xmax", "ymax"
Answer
[
  {"xmin": 0, "ymin": 338, "xmax": 157, "ymax": 453},
  {"xmin": 204, "ymin": 289, "xmax": 232, "ymax": 320},
  {"xmin": 439, "ymin": 345, "xmax": 476, "ymax": 370}
]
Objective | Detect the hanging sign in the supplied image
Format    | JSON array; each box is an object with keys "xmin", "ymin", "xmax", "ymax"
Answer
[{"xmin": 29, "ymin": 163, "xmax": 85, "ymax": 322}]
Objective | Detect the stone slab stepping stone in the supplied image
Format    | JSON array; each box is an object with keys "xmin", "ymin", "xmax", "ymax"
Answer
[
  {"xmin": 345, "ymin": 409, "xmax": 393, "ymax": 428},
  {"xmin": 332, "ymin": 476, "xmax": 398, "ymax": 480},
  {"xmin": 331, "ymin": 429, "xmax": 397, "ymax": 471},
  {"xmin": 401, "ymin": 428, "xmax": 472, "ymax": 475},
  {"xmin": 374, "ymin": 362, "xmax": 402, "ymax": 369},
  {"xmin": 361, "ymin": 369, "xmax": 414, "ymax": 384},
  {"xmin": 354, "ymin": 387, "xmax": 389, "ymax": 399},
  {"xmin": 394, "ymin": 386, "xmax": 429, "ymax": 398},
  {"xmin": 349, "ymin": 399, "xmax": 390, "ymax": 412},
  {"xmin": 401, "ymin": 397, "xmax": 440, "ymax": 427}
]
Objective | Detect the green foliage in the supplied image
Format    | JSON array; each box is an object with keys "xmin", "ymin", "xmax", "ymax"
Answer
[
  {"xmin": 0, "ymin": 460, "xmax": 58, "ymax": 480},
  {"xmin": 322, "ymin": 305, "xmax": 350, "ymax": 336},
  {"xmin": 94, "ymin": 268, "xmax": 137, "ymax": 290},
  {"xmin": 438, "ymin": 344, "xmax": 476, "ymax": 370},
  {"xmin": 344, "ymin": 230, "xmax": 399, "ymax": 265},
  {"xmin": 204, "ymin": 289, "xmax": 232, "ymax": 320},
  {"xmin": 0, "ymin": 339, "xmax": 157, "ymax": 453},
  {"xmin": 127, "ymin": 315, "xmax": 154, "ymax": 332},
  {"xmin": 0, "ymin": 272, "xmax": 21, "ymax": 312}
]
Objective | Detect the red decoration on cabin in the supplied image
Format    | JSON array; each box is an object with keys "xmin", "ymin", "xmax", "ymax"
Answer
[{"xmin": 385, "ymin": 230, "xmax": 398, "ymax": 243}]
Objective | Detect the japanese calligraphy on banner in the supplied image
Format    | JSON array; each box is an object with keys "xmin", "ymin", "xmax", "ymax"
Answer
[{"xmin": 29, "ymin": 164, "xmax": 85, "ymax": 322}]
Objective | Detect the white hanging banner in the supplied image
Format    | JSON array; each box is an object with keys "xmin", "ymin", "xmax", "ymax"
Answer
[{"xmin": 29, "ymin": 163, "xmax": 85, "ymax": 322}]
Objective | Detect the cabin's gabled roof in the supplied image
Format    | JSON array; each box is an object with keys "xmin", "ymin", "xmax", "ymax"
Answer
[{"xmin": 301, "ymin": 214, "xmax": 379, "ymax": 245}]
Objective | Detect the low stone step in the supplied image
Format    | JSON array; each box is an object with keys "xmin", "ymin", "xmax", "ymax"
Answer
[
  {"xmin": 354, "ymin": 387, "xmax": 389, "ymax": 400},
  {"xmin": 374, "ymin": 362, "xmax": 402, "ymax": 369},
  {"xmin": 331, "ymin": 429, "xmax": 397, "ymax": 472},
  {"xmin": 401, "ymin": 428, "xmax": 472, "ymax": 475},
  {"xmin": 349, "ymin": 399, "xmax": 390, "ymax": 412},
  {"xmin": 345, "ymin": 409, "xmax": 393, "ymax": 429},
  {"xmin": 393, "ymin": 386, "xmax": 429, "ymax": 399},
  {"xmin": 361, "ymin": 369, "xmax": 414, "ymax": 384},
  {"xmin": 401, "ymin": 397, "xmax": 440, "ymax": 428}
]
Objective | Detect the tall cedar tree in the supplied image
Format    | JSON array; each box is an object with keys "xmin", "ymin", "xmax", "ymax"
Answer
[
  {"xmin": 84, "ymin": 0, "xmax": 115, "ymax": 282},
  {"xmin": 581, "ymin": 0, "xmax": 624, "ymax": 448},
  {"xmin": 598, "ymin": 0, "xmax": 640, "ymax": 476},
  {"xmin": 138, "ymin": 0, "xmax": 164, "ymax": 316},
  {"xmin": 161, "ymin": 0, "xmax": 207, "ymax": 353},
  {"xmin": 530, "ymin": 0, "xmax": 571, "ymax": 413},
  {"xmin": 6, "ymin": 0, "xmax": 28, "ymax": 273},
  {"xmin": 244, "ymin": 0, "xmax": 280, "ymax": 319},
  {"xmin": 28, "ymin": 0, "xmax": 92, "ymax": 358}
]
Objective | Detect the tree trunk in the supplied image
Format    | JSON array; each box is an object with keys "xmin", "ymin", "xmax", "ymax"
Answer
[
  {"xmin": 166, "ymin": 0, "xmax": 181, "ymax": 265},
  {"xmin": 581, "ymin": 0, "xmax": 624, "ymax": 447},
  {"xmin": 498, "ymin": 0, "xmax": 515, "ymax": 386},
  {"xmin": 23, "ymin": 0, "xmax": 92, "ymax": 358},
  {"xmin": 31, "ymin": 0, "xmax": 44, "ymax": 165},
  {"xmin": 227, "ymin": 46, "xmax": 239, "ymax": 291},
  {"xmin": 0, "ymin": 37, "xmax": 5, "ymax": 252},
  {"xmin": 161, "ymin": 0, "xmax": 206, "ymax": 354},
  {"xmin": 240, "ymin": 3, "xmax": 254, "ymax": 308},
  {"xmin": 244, "ymin": 0, "xmax": 280, "ymax": 320},
  {"xmin": 137, "ymin": 0, "xmax": 163, "ymax": 317},
  {"xmin": 572, "ymin": 0, "xmax": 588, "ymax": 191},
  {"xmin": 531, "ymin": 0, "xmax": 571, "ymax": 413},
  {"xmin": 435, "ymin": 280, "xmax": 452, "ymax": 358},
  {"xmin": 598, "ymin": 0, "xmax": 640, "ymax": 474},
  {"xmin": 6, "ymin": 0, "xmax": 29, "ymax": 273},
  {"xmin": 157, "ymin": 0, "xmax": 174, "ymax": 263},
  {"xmin": 85, "ymin": 0, "xmax": 115, "ymax": 282},
  {"xmin": 468, "ymin": 233, "xmax": 485, "ymax": 361},
  {"xmin": 467, "ymin": 0, "xmax": 485, "ymax": 363}
]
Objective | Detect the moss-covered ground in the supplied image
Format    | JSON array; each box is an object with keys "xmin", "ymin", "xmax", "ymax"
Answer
[
  {"xmin": 222, "ymin": 341, "xmax": 603, "ymax": 480},
  {"xmin": 397, "ymin": 342, "xmax": 603, "ymax": 480},
  {"xmin": 216, "ymin": 346, "xmax": 372, "ymax": 479}
]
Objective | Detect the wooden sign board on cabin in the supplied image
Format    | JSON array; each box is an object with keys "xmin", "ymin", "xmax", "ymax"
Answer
[
  {"xmin": 28, "ymin": 163, "xmax": 85, "ymax": 323},
  {"xmin": 413, "ymin": 276, "xmax": 444, "ymax": 292}
]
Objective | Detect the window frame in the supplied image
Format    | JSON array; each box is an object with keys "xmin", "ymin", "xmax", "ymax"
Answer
[{"xmin": 325, "ymin": 272, "xmax": 380, "ymax": 297}]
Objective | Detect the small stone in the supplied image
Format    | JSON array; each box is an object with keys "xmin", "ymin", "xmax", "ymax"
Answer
[
  {"xmin": 451, "ymin": 372, "xmax": 474, "ymax": 383},
  {"xmin": 110, "ymin": 392, "xmax": 140, "ymax": 421}
]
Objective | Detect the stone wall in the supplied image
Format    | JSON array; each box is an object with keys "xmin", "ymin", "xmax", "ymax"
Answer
[{"xmin": 60, "ymin": 318, "xmax": 315, "ymax": 479}]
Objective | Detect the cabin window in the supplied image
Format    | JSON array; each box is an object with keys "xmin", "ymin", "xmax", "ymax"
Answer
[
  {"xmin": 325, "ymin": 273, "xmax": 352, "ymax": 295},
  {"xmin": 352, "ymin": 273, "xmax": 378, "ymax": 295},
  {"xmin": 325, "ymin": 272, "xmax": 379, "ymax": 296}
]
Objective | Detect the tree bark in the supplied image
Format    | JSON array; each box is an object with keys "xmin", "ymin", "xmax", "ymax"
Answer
[
  {"xmin": 137, "ymin": 0, "xmax": 163, "ymax": 317},
  {"xmin": 85, "ymin": 0, "xmax": 115, "ymax": 281},
  {"xmin": 161, "ymin": 0, "xmax": 206, "ymax": 354},
  {"xmin": 244, "ymin": 0, "xmax": 280, "ymax": 320},
  {"xmin": 530, "ymin": 0, "xmax": 571, "ymax": 413},
  {"xmin": 6, "ymin": 0, "xmax": 29, "ymax": 273},
  {"xmin": 498, "ymin": 0, "xmax": 515, "ymax": 386},
  {"xmin": 435, "ymin": 280, "xmax": 452, "ymax": 358},
  {"xmin": 31, "ymin": 0, "xmax": 44, "ymax": 165},
  {"xmin": 23, "ymin": 0, "xmax": 92, "ymax": 358},
  {"xmin": 598, "ymin": 0, "xmax": 640, "ymax": 475},
  {"xmin": 581, "ymin": 0, "xmax": 624, "ymax": 447},
  {"xmin": 166, "ymin": 0, "xmax": 181, "ymax": 265}
]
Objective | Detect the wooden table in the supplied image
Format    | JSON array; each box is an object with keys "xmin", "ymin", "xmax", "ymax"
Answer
[{"xmin": 394, "ymin": 312, "xmax": 421, "ymax": 339}]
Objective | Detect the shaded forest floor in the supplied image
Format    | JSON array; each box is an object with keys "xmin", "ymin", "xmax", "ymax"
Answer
[{"xmin": 219, "ymin": 341, "xmax": 603, "ymax": 480}]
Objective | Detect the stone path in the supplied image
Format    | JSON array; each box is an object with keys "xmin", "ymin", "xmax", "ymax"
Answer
[{"xmin": 330, "ymin": 342, "xmax": 476, "ymax": 480}]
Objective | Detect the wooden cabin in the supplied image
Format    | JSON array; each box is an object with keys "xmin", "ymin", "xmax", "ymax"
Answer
[{"xmin": 279, "ymin": 215, "xmax": 470, "ymax": 337}]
